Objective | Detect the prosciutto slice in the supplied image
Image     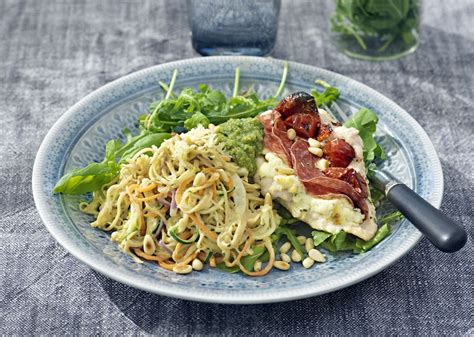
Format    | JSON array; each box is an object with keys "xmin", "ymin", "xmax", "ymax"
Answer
[
  {"xmin": 258, "ymin": 112, "xmax": 291, "ymax": 164},
  {"xmin": 290, "ymin": 139, "xmax": 369, "ymax": 216},
  {"xmin": 259, "ymin": 109, "xmax": 370, "ymax": 218}
]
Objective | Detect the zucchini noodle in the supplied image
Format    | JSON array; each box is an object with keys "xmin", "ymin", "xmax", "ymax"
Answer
[{"xmin": 82, "ymin": 126, "xmax": 281, "ymax": 275}]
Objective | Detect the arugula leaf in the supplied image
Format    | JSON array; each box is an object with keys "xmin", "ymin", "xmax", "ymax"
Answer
[
  {"xmin": 354, "ymin": 223, "xmax": 391, "ymax": 253},
  {"xmin": 312, "ymin": 230, "xmax": 332, "ymax": 246},
  {"xmin": 240, "ymin": 246, "xmax": 267, "ymax": 272},
  {"xmin": 311, "ymin": 80, "xmax": 340, "ymax": 107},
  {"xmin": 320, "ymin": 231, "xmax": 356, "ymax": 252},
  {"xmin": 330, "ymin": 0, "xmax": 420, "ymax": 52},
  {"xmin": 378, "ymin": 211, "xmax": 403, "ymax": 224},
  {"xmin": 144, "ymin": 63, "xmax": 290, "ymax": 133},
  {"xmin": 316, "ymin": 211, "xmax": 400, "ymax": 254},
  {"xmin": 344, "ymin": 108, "xmax": 384, "ymax": 163},
  {"xmin": 217, "ymin": 263, "xmax": 240, "ymax": 273},
  {"xmin": 184, "ymin": 112, "xmax": 210, "ymax": 130}
]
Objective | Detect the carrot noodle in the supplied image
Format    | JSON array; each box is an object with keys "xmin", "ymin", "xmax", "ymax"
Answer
[{"xmin": 82, "ymin": 126, "xmax": 281, "ymax": 275}]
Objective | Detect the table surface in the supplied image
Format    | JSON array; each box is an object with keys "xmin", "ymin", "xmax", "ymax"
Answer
[{"xmin": 1, "ymin": 0, "xmax": 473, "ymax": 335}]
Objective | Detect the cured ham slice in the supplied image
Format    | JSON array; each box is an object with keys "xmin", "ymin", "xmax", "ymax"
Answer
[
  {"xmin": 258, "ymin": 92, "xmax": 370, "ymax": 218},
  {"xmin": 290, "ymin": 139, "xmax": 369, "ymax": 216}
]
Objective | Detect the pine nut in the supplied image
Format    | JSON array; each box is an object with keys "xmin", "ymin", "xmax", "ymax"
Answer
[
  {"xmin": 308, "ymin": 248, "xmax": 326, "ymax": 262},
  {"xmin": 297, "ymin": 236, "xmax": 306, "ymax": 245},
  {"xmin": 308, "ymin": 138, "xmax": 321, "ymax": 148},
  {"xmin": 254, "ymin": 259, "xmax": 262, "ymax": 272},
  {"xmin": 305, "ymin": 238, "xmax": 314, "ymax": 252},
  {"xmin": 264, "ymin": 192, "xmax": 272, "ymax": 205},
  {"xmin": 192, "ymin": 259, "xmax": 203, "ymax": 271},
  {"xmin": 291, "ymin": 249, "xmax": 302, "ymax": 262},
  {"xmin": 209, "ymin": 256, "xmax": 216, "ymax": 267},
  {"xmin": 308, "ymin": 147, "xmax": 323, "ymax": 157},
  {"xmin": 274, "ymin": 261, "xmax": 290, "ymax": 270},
  {"xmin": 302, "ymin": 257, "xmax": 315, "ymax": 269},
  {"xmin": 193, "ymin": 172, "xmax": 206, "ymax": 186},
  {"xmin": 279, "ymin": 242, "xmax": 291, "ymax": 254},
  {"xmin": 280, "ymin": 253, "xmax": 291, "ymax": 263},
  {"xmin": 316, "ymin": 158, "xmax": 329, "ymax": 171},
  {"xmin": 287, "ymin": 128, "xmax": 296, "ymax": 140},
  {"xmin": 276, "ymin": 167, "xmax": 295, "ymax": 175},
  {"xmin": 143, "ymin": 234, "xmax": 156, "ymax": 255},
  {"xmin": 173, "ymin": 264, "xmax": 193, "ymax": 274}
]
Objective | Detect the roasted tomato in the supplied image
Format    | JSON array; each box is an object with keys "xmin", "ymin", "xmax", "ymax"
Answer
[
  {"xmin": 284, "ymin": 113, "xmax": 320, "ymax": 138},
  {"xmin": 275, "ymin": 92, "xmax": 318, "ymax": 118},
  {"xmin": 317, "ymin": 124, "xmax": 333, "ymax": 142},
  {"xmin": 324, "ymin": 167, "xmax": 368, "ymax": 198},
  {"xmin": 323, "ymin": 139, "xmax": 355, "ymax": 167}
]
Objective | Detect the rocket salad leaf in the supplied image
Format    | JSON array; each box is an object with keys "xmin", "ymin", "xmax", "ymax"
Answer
[
  {"xmin": 311, "ymin": 80, "xmax": 341, "ymax": 107},
  {"xmin": 330, "ymin": 0, "xmax": 421, "ymax": 52},
  {"xmin": 344, "ymin": 108, "xmax": 385, "ymax": 163}
]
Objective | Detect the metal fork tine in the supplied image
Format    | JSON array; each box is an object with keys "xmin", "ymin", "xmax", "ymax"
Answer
[
  {"xmin": 321, "ymin": 102, "xmax": 350, "ymax": 124},
  {"xmin": 332, "ymin": 101, "xmax": 350, "ymax": 122}
]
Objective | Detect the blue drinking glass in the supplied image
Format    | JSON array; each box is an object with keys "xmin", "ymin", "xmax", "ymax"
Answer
[{"xmin": 187, "ymin": 0, "xmax": 281, "ymax": 56}]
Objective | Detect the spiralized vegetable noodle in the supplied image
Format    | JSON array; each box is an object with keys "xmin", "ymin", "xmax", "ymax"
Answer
[{"xmin": 81, "ymin": 126, "xmax": 281, "ymax": 275}]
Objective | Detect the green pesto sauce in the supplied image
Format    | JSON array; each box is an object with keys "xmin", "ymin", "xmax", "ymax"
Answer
[{"xmin": 215, "ymin": 118, "xmax": 264, "ymax": 175}]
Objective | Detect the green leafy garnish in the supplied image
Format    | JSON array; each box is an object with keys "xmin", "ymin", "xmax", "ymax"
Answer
[
  {"xmin": 217, "ymin": 245, "xmax": 267, "ymax": 273},
  {"xmin": 320, "ymin": 231, "xmax": 356, "ymax": 252},
  {"xmin": 313, "ymin": 210, "xmax": 402, "ymax": 253},
  {"xmin": 378, "ymin": 211, "xmax": 403, "ymax": 224},
  {"xmin": 183, "ymin": 111, "xmax": 210, "ymax": 130},
  {"xmin": 119, "ymin": 133, "xmax": 171, "ymax": 162},
  {"xmin": 354, "ymin": 223, "xmax": 391, "ymax": 253},
  {"xmin": 54, "ymin": 132, "xmax": 170, "ymax": 194},
  {"xmin": 311, "ymin": 80, "xmax": 340, "ymax": 107},
  {"xmin": 53, "ymin": 160, "xmax": 118, "ymax": 195},
  {"xmin": 273, "ymin": 225, "xmax": 306, "ymax": 258},
  {"xmin": 145, "ymin": 63, "xmax": 288, "ymax": 133},
  {"xmin": 312, "ymin": 230, "xmax": 332, "ymax": 246},
  {"xmin": 54, "ymin": 139, "xmax": 119, "ymax": 195},
  {"xmin": 329, "ymin": 0, "xmax": 421, "ymax": 52},
  {"xmin": 344, "ymin": 108, "xmax": 384, "ymax": 163}
]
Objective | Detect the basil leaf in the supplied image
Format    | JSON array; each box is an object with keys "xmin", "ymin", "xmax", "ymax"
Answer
[
  {"xmin": 120, "ymin": 133, "xmax": 171, "ymax": 162},
  {"xmin": 53, "ymin": 161, "xmax": 117, "ymax": 195}
]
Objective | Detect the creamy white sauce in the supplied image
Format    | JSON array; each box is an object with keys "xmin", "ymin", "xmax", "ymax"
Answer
[
  {"xmin": 332, "ymin": 126, "xmax": 366, "ymax": 177},
  {"xmin": 256, "ymin": 152, "xmax": 377, "ymax": 240}
]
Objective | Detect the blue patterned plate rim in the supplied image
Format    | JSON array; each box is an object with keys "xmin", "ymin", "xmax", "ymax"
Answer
[{"xmin": 32, "ymin": 56, "xmax": 443, "ymax": 304}]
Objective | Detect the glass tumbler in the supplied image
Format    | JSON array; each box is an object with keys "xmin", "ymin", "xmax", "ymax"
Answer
[
  {"xmin": 187, "ymin": 0, "xmax": 281, "ymax": 56},
  {"xmin": 329, "ymin": 0, "xmax": 421, "ymax": 61}
]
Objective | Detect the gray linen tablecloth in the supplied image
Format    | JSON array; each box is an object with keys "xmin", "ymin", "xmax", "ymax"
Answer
[{"xmin": 1, "ymin": 0, "xmax": 473, "ymax": 335}]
